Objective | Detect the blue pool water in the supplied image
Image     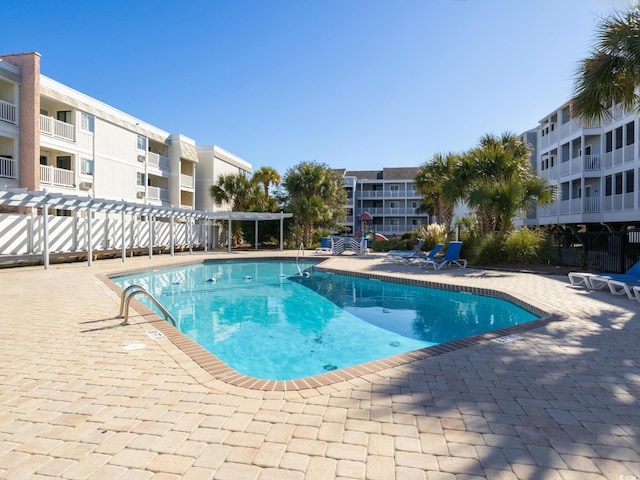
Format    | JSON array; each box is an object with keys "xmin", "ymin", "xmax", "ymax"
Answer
[{"xmin": 111, "ymin": 260, "xmax": 539, "ymax": 380}]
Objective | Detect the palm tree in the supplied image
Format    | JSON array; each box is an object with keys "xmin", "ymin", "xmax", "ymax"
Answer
[
  {"xmin": 209, "ymin": 172, "xmax": 255, "ymax": 211},
  {"xmin": 572, "ymin": 5, "xmax": 640, "ymax": 121},
  {"xmin": 467, "ymin": 175, "xmax": 553, "ymax": 233},
  {"xmin": 414, "ymin": 152, "xmax": 459, "ymax": 228},
  {"xmin": 282, "ymin": 162, "xmax": 346, "ymax": 246},
  {"xmin": 209, "ymin": 173, "xmax": 261, "ymax": 246},
  {"xmin": 252, "ymin": 166, "xmax": 281, "ymax": 198}
]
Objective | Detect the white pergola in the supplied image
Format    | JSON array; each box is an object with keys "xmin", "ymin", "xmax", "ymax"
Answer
[{"xmin": 0, "ymin": 189, "xmax": 292, "ymax": 269}]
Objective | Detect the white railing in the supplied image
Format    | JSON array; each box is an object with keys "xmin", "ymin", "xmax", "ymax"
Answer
[
  {"xmin": 147, "ymin": 152, "xmax": 170, "ymax": 169},
  {"xmin": 624, "ymin": 144, "xmax": 634, "ymax": 163},
  {"xmin": 180, "ymin": 174, "xmax": 194, "ymax": 189},
  {"xmin": 40, "ymin": 165, "xmax": 74, "ymax": 187},
  {"xmin": 147, "ymin": 186, "xmax": 169, "ymax": 202},
  {"xmin": 584, "ymin": 155, "xmax": 600, "ymax": 171},
  {"xmin": 0, "ymin": 99, "xmax": 16, "ymax": 124},
  {"xmin": 583, "ymin": 197, "xmax": 600, "ymax": 213},
  {"xmin": 0, "ymin": 156, "xmax": 17, "ymax": 178},
  {"xmin": 39, "ymin": 114, "xmax": 75, "ymax": 142}
]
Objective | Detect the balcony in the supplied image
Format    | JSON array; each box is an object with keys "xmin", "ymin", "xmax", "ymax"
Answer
[
  {"xmin": 0, "ymin": 99, "xmax": 16, "ymax": 124},
  {"xmin": 147, "ymin": 186, "xmax": 169, "ymax": 202},
  {"xmin": 552, "ymin": 154, "xmax": 603, "ymax": 178},
  {"xmin": 359, "ymin": 189, "xmax": 419, "ymax": 199},
  {"xmin": 40, "ymin": 165, "xmax": 74, "ymax": 187},
  {"xmin": 180, "ymin": 174, "xmax": 194, "ymax": 189},
  {"xmin": 40, "ymin": 115, "xmax": 75, "ymax": 142},
  {"xmin": 0, "ymin": 156, "xmax": 17, "ymax": 178},
  {"xmin": 147, "ymin": 152, "xmax": 170, "ymax": 170}
]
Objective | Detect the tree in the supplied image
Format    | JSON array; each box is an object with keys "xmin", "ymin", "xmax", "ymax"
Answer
[
  {"xmin": 209, "ymin": 172, "xmax": 262, "ymax": 246},
  {"xmin": 572, "ymin": 5, "xmax": 640, "ymax": 121},
  {"xmin": 282, "ymin": 161, "xmax": 346, "ymax": 246},
  {"xmin": 209, "ymin": 172, "xmax": 256, "ymax": 211},
  {"xmin": 252, "ymin": 166, "xmax": 281, "ymax": 198},
  {"xmin": 415, "ymin": 152, "xmax": 459, "ymax": 229}
]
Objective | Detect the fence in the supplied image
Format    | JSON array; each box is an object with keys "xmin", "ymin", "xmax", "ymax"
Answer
[
  {"xmin": 0, "ymin": 213, "xmax": 208, "ymax": 256},
  {"xmin": 549, "ymin": 228, "xmax": 640, "ymax": 273}
]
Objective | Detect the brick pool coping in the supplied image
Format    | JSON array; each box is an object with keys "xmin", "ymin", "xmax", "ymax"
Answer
[{"xmin": 98, "ymin": 257, "xmax": 558, "ymax": 392}]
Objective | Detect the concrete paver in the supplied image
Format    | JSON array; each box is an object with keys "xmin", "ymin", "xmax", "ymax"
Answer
[{"xmin": 1, "ymin": 251, "xmax": 639, "ymax": 479}]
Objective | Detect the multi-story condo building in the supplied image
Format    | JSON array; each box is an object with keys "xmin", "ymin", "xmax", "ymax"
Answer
[
  {"xmin": 337, "ymin": 168, "xmax": 430, "ymax": 237},
  {"xmin": 0, "ymin": 52, "xmax": 248, "ymax": 214},
  {"xmin": 534, "ymin": 102, "xmax": 640, "ymax": 231},
  {"xmin": 196, "ymin": 145, "xmax": 252, "ymax": 212}
]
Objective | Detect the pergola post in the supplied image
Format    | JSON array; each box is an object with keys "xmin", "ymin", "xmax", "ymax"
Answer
[
  {"xmin": 121, "ymin": 210, "xmax": 126, "ymax": 262},
  {"xmin": 228, "ymin": 217, "xmax": 232, "ymax": 253},
  {"xmin": 42, "ymin": 202, "xmax": 49, "ymax": 270},
  {"xmin": 189, "ymin": 217, "xmax": 193, "ymax": 255},
  {"xmin": 170, "ymin": 215, "xmax": 175, "ymax": 256},
  {"xmin": 255, "ymin": 220, "xmax": 258, "ymax": 250},
  {"xmin": 148, "ymin": 215, "xmax": 154, "ymax": 259},
  {"xmin": 280, "ymin": 213, "xmax": 284, "ymax": 251},
  {"xmin": 87, "ymin": 206, "xmax": 93, "ymax": 267}
]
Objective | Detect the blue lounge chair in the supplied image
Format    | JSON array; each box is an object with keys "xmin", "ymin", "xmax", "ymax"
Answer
[
  {"xmin": 407, "ymin": 243, "xmax": 444, "ymax": 268},
  {"xmin": 569, "ymin": 259, "xmax": 640, "ymax": 290},
  {"xmin": 419, "ymin": 241, "xmax": 467, "ymax": 270},
  {"xmin": 384, "ymin": 239, "xmax": 425, "ymax": 263}
]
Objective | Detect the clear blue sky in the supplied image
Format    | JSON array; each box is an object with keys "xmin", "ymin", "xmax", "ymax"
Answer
[{"xmin": 3, "ymin": 0, "xmax": 626, "ymax": 175}]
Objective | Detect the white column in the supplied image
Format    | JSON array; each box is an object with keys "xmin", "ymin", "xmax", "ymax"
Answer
[
  {"xmin": 121, "ymin": 210, "xmax": 126, "ymax": 262},
  {"xmin": 170, "ymin": 216, "xmax": 175, "ymax": 256},
  {"xmin": 279, "ymin": 213, "xmax": 284, "ymax": 251},
  {"xmin": 42, "ymin": 203, "xmax": 49, "ymax": 269},
  {"xmin": 228, "ymin": 217, "xmax": 232, "ymax": 253},
  {"xmin": 255, "ymin": 220, "xmax": 258, "ymax": 250},
  {"xmin": 148, "ymin": 216, "xmax": 154, "ymax": 259},
  {"xmin": 87, "ymin": 207, "xmax": 93, "ymax": 267}
]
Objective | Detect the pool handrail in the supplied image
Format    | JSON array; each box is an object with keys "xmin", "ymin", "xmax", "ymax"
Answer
[{"xmin": 118, "ymin": 284, "xmax": 177, "ymax": 327}]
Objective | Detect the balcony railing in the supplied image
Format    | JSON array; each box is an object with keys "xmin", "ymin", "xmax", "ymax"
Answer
[
  {"xmin": 0, "ymin": 99, "xmax": 16, "ymax": 124},
  {"xmin": 40, "ymin": 165, "xmax": 75, "ymax": 187},
  {"xmin": 40, "ymin": 115, "xmax": 75, "ymax": 142},
  {"xmin": 147, "ymin": 152, "xmax": 170, "ymax": 170},
  {"xmin": 358, "ymin": 189, "xmax": 419, "ymax": 198},
  {"xmin": 0, "ymin": 156, "xmax": 17, "ymax": 178},
  {"xmin": 180, "ymin": 174, "xmax": 194, "ymax": 189},
  {"xmin": 147, "ymin": 186, "xmax": 169, "ymax": 202}
]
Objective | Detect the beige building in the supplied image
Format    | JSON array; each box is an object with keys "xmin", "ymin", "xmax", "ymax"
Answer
[{"xmin": 0, "ymin": 52, "xmax": 249, "ymax": 214}]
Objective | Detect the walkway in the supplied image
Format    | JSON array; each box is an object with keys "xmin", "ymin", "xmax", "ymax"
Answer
[{"xmin": 0, "ymin": 252, "xmax": 638, "ymax": 479}]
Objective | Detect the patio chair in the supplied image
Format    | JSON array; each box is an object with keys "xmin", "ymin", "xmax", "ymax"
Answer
[
  {"xmin": 419, "ymin": 241, "xmax": 467, "ymax": 270},
  {"xmin": 383, "ymin": 239, "xmax": 425, "ymax": 263},
  {"xmin": 569, "ymin": 259, "xmax": 640, "ymax": 290}
]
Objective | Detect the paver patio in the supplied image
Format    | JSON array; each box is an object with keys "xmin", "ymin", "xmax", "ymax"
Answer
[{"xmin": 1, "ymin": 251, "xmax": 639, "ymax": 479}]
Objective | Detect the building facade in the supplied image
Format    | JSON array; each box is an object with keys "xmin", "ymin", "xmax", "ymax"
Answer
[
  {"xmin": 0, "ymin": 52, "xmax": 248, "ymax": 214},
  {"xmin": 338, "ymin": 168, "xmax": 430, "ymax": 237},
  {"xmin": 533, "ymin": 102, "xmax": 640, "ymax": 231}
]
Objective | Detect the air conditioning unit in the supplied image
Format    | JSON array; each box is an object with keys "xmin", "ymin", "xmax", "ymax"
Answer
[
  {"xmin": 136, "ymin": 191, "xmax": 145, "ymax": 199},
  {"xmin": 79, "ymin": 181, "xmax": 92, "ymax": 190},
  {"xmin": 137, "ymin": 155, "xmax": 146, "ymax": 163}
]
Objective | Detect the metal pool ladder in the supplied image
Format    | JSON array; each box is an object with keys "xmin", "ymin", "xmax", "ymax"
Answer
[{"xmin": 118, "ymin": 284, "xmax": 177, "ymax": 327}]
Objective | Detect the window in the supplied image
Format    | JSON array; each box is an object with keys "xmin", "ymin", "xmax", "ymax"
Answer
[
  {"xmin": 81, "ymin": 158, "xmax": 94, "ymax": 176},
  {"xmin": 606, "ymin": 131, "xmax": 613, "ymax": 153},
  {"xmin": 389, "ymin": 201, "xmax": 399, "ymax": 209},
  {"xmin": 136, "ymin": 172, "xmax": 146, "ymax": 186},
  {"xmin": 615, "ymin": 173, "xmax": 623, "ymax": 195},
  {"xmin": 626, "ymin": 170, "xmax": 634, "ymax": 193},
  {"xmin": 80, "ymin": 112, "xmax": 94, "ymax": 132},
  {"xmin": 56, "ymin": 110, "xmax": 71, "ymax": 123},
  {"xmin": 389, "ymin": 184, "xmax": 399, "ymax": 191},
  {"xmin": 39, "ymin": 155, "xmax": 48, "ymax": 166},
  {"xmin": 616, "ymin": 126, "xmax": 623, "ymax": 150},
  {"xmin": 605, "ymin": 176, "xmax": 612, "ymax": 196},
  {"xmin": 56, "ymin": 156, "xmax": 71, "ymax": 170},
  {"xmin": 137, "ymin": 135, "xmax": 147, "ymax": 151},
  {"xmin": 627, "ymin": 121, "xmax": 635, "ymax": 146}
]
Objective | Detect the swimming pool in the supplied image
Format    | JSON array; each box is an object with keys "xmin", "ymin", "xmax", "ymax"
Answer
[{"xmin": 111, "ymin": 259, "xmax": 540, "ymax": 381}]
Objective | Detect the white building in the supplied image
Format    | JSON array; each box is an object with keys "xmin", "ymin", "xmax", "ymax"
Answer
[
  {"xmin": 0, "ymin": 52, "xmax": 248, "ymax": 214},
  {"xmin": 196, "ymin": 145, "xmax": 252, "ymax": 212},
  {"xmin": 534, "ymin": 102, "xmax": 640, "ymax": 231}
]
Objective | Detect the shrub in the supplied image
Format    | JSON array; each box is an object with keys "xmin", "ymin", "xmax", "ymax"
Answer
[
  {"xmin": 415, "ymin": 224, "xmax": 448, "ymax": 250},
  {"xmin": 503, "ymin": 228, "xmax": 547, "ymax": 264}
]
